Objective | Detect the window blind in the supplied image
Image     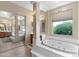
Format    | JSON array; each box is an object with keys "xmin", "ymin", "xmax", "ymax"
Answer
[{"xmin": 52, "ymin": 9, "xmax": 73, "ymax": 22}]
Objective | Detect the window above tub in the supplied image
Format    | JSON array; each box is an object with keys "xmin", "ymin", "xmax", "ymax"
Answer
[
  {"xmin": 52, "ymin": 20, "xmax": 72, "ymax": 35},
  {"xmin": 52, "ymin": 9, "xmax": 73, "ymax": 36}
]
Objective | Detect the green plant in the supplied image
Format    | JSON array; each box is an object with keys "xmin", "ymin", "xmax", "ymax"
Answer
[{"xmin": 53, "ymin": 22, "xmax": 72, "ymax": 35}]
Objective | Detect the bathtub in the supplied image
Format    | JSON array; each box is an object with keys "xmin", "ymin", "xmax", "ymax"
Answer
[
  {"xmin": 32, "ymin": 36, "xmax": 79, "ymax": 57},
  {"xmin": 42, "ymin": 36, "xmax": 79, "ymax": 56}
]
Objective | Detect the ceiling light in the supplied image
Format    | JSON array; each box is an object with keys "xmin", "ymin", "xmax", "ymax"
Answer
[
  {"xmin": 1, "ymin": 11, "xmax": 9, "ymax": 15},
  {"xmin": 0, "ymin": 11, "xmax": 11, "ymax": 18},
  {"xmin": 55, "ymin": 1, "xmax": 60, "ymax": 3}
]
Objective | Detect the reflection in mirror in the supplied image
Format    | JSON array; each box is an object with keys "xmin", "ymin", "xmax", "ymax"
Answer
[
  {"xmin": 17, "ymin": 16, "xmax": 26, "ymax": 39},
  {"xmin": 0, "ymin": 11, "xmax": 15, "ymax": 38},
  {"xmin": 0, "ymin": 23, "xmax": 5, "ymax": 31},
  {"xmin": 0, "ymin": 10, "xmax": 26, "ymax": 42}
]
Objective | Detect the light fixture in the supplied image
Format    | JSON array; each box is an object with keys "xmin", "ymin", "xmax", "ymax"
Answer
[
  {"xmin": 55, "ymin": 1, "xmax": 60, "ymax": 3},
  {"xmin": 1, "ymin": 11, "xmax": 9, "ymax": 15},
  {"xmin": 0, "ymin": 11, "xmax": 11, "ymax": 18},
  {"xmin": 32, "ymin": 11, "xmax": 36, "ymax": 15},
  {"xmin": 40, "ymin": 15, "xmax": 45, "ymax": 21},
  {"xmin": 18, "ymin": 16, "xmax": 24, "ymax": 20}
]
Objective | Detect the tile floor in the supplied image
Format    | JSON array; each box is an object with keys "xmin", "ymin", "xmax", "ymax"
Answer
[{"xmin": 0, "ymin": 39, "xmax": 32, "ymax": 57}]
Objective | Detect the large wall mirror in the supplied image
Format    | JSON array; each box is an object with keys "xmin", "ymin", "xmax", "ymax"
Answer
[
  {"xmin": 0, "ymin": 23, "xmax": 6, "ymax": 31},
  {"xmin": 40, "ymin": 13, "xmax": 45, "ymax": 34},
  {"xmin": 0, "ymin": 10, "xmax": 26, "ymax": 42}
]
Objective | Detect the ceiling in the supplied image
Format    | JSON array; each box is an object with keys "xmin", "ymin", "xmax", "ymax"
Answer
[{"xmin": 10, "ymin": 1, "xmax": 75, "ymax": 11}]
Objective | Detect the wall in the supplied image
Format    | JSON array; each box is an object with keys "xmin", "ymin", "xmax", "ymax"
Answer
[{"xmin": 45, "ymin": 2, "xmax": 79, "ymax": 39}]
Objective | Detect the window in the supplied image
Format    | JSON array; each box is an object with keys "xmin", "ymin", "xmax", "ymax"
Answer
[{"xmin": 52, "ymin": 20, "xmax": 72, "ymax": 35}]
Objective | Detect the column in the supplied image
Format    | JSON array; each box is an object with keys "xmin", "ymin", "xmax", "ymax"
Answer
[
  {"xmin": 32, "ymin": 2, "xmax": 41, "ymax": 46},
  {"xmin": 15, "ymin": 16, "xmax": 19, "ymax": 42}
]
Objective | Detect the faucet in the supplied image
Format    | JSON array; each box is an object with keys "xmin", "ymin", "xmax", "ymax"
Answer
[{"xmin": 40, "ymin": 35, "xmax": 43, "ymax": 44}]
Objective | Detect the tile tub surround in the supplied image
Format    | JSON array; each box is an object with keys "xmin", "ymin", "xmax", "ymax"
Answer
[{"xmin": 42, "ymin": 36, "xmax": 79, "ymax": 55}]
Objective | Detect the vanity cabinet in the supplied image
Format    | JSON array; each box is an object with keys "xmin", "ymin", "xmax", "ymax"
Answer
[{"xmin": 0, "ymin": 32, "xmax": 11, "ymax": 38}]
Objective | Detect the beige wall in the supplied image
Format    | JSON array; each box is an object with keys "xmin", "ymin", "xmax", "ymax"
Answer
[{"xmin": 45, "ymin": 2, "xmax": 79, "ymax": 39}]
